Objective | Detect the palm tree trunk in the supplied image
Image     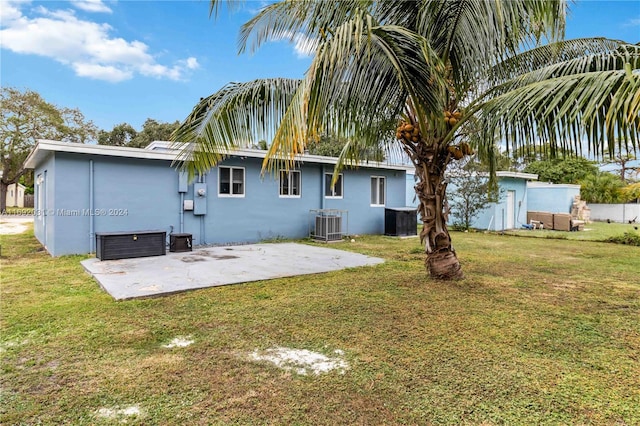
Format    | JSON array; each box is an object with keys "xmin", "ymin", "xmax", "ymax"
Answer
[{"xmin": 413, "ymin": 149, "xmax": 464, "ymax": 280}]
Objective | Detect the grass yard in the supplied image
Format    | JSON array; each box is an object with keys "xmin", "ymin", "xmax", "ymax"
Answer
[
  {"xmin": 503, "ymin": 220, "xmax": 638, "ymax": 242},
  {"xmin": 1, "ymin": 226, "xmax": 639, "ymax": 425}
]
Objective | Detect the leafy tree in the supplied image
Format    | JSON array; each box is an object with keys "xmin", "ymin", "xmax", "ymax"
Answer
[
  {"xmin": 251, "ymin": 139, "xmax": 268, "ymax": 150},
  {"xmin": 1, "ymin": 87, "xmax": 97, "ymax": 211},
  {"xmin": 98, "ymin": 119, "xmax": 179, "ymax": 148},
  {"xmin": 579, "ymin": 172, "xmax": 625, "ymax": 203},
  {"xmin": 620, "ymin": 182, "xmax": 640, "ymax": 203},
  {"xmin": 97, "ymin": 123, "xmax": 138, "ymax": 146},
  {"xmin": 173, "ymin": 0, "xmax": 640, "ymax": 280},
  {"xmin": 130, "ymin": 119, "xmax": 180, "ymax": 148},
  {"xmin": 308, "ymin": 134, "xmax": 385, "ymax": 161},
  {"xmin": 447, "ymin": 159, "xmax": 500, "ymax": 230},
  {"xmin": 523, "ymin": 157, "xmax": 599, "ymax": 184}
]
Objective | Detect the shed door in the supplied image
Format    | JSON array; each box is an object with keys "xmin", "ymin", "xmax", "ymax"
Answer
[
  {"xmin": 36, "ymin": 172, "xmax": 47, "ymax": 248},
  {"xmin": 506, "ymin": 190, "xmax": 515, "ymax": 229}
]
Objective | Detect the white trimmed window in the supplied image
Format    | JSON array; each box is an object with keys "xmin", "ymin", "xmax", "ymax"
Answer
[
  {"xmin": 324, "ymin": 173, "xmax": 343, "ymax": 198},
  {"xmin": 279, "ymin": 170, "xmax": 301, "ymax": 197},
  {"xmin": 219, "ymin": 166, "xmax": 245, "ymax": 197},
  {"xmin": 370, "ymin": 176, "xmax": 386, "ymax": 206}
]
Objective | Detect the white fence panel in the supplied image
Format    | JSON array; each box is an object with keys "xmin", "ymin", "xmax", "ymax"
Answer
[{"xmin": 588, "ymin": 204, "xmax": 640, "ymax": 223}]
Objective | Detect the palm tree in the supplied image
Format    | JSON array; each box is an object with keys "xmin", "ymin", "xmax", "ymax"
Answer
[{"xmin": 172, "ymin": 0, "xmax": 639, "ymax": 280}]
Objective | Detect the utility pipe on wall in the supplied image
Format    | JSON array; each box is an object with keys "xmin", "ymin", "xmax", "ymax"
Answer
[
  {"xmin": 321, "ymin": 166, "xmax": 326, "ymax": 209},
  {"xmin": 179, "ymin": 192, "xmax": 184, "ymax": 233},
  {"xmin": 89, "ymin": 160, "xmax": 95, "ymax": 253},
  {"xmin": 202, "ymin": 172, "xmax": 206, "ymax": 243}
]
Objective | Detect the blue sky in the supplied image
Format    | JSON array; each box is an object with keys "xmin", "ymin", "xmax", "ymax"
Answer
[{"xmin": 1, "ymin": 0, "xmax": 639, "ymax": 132}]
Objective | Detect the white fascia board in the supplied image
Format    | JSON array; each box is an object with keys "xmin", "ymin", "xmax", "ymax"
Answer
[
  {"xmin": 527, "ymin": 181, "xmax": 581, "ymax": 189},
  {"xmin": 24, "ymin": 139, "xmax": 178, "ymax": 169},
  {"xmin": 496, "ymin": 171, "xmax": 538, "ymax": 180},
  {"xmin": 446, "ymin": 170, "xmax": 539, "ymax": 180},
  {"xmin": 147, "ymin": 141, "xmax": 413, "ymax": 171},
  {"xmin": 25, "ymin": 139, "xmax": 413, "ymax": 172}
]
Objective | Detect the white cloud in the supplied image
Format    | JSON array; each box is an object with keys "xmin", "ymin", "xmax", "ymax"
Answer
[
  {"xmin": 0, "ymin": 2, "xmax": 198, "ymax": 82},
  {"xmin": 624, "ymin": 17, "xmax": 640, "ymax": 27},
  {"xmin": 185, "ymin": 57, "xmax": 199, "ymax": 70},
  {"xmin": 73, "ymin": 0, "xmax": 112, "ymax": 14},
  {"xmin": 0, "ymin": 0, "xmax": 27, "ymax": 22},
  {"xmin": 276, "ymin": 30, "xmax": 318, "ymax": 58},
  {"xmin": 73, "ymin": 62, "xmax": 132, "ymax": 82},
  {"xmin": 292, "ymin": 33, "xmax": 317, "ymax": 58}
]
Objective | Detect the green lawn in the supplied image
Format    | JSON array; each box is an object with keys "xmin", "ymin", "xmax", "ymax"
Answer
[
  {"xmin": 503, "ymin": 220, "xmax": 639, "ymax": 241},
  {"xmin": 1, "ymin": 226, "xmax": 639, "ymax": 425}
]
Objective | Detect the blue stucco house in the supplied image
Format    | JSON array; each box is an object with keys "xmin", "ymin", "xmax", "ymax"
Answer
[
  {"xmin": 469, "ymin": 172, "xmax": 538, "ymax": 230},
  {"xmin": 406, "ymin": 170, "xmax": 538, "ymax": 230},
  {"xmin": 24, "ymin": 140, "xmax": 411, "ymax": 256}
]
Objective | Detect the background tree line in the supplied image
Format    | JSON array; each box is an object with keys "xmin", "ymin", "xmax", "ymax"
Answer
[
  {"xmin": 0, "ymin": 87, "xmax": 180, "ymax": 211},
  {"xmin": 2, "ymin": 85, "xmax": 638, "ymax": 213}
]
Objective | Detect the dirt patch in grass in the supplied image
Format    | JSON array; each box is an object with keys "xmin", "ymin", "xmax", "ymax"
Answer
[
  {"xmin": 162, "ymin": 336, "xmax": 195, "ymax": 348},
  {"xmin": 248, "ymin": 347, "xmax": 349, "ymax": 375}
]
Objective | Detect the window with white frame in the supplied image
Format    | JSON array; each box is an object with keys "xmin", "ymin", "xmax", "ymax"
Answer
[
  {"xmin": 370, "ymin": 176, "xmax": 386, "ymax": 206},
  {"xmin": 219, "ymin": 166, "xmax": 245, "ymax": 196},
  {"xmin": 279, "ymin": 170, "xmax": 301, "ymax": 197},
  {"xmin": 324, "ymin": 173, "xmax": 343, "ymax": 198}
]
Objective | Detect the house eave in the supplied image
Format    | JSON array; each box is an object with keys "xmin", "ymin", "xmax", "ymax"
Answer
[
  {"xmin": 496, "ymin": 171, "xmax": 538, "ymax": 180},
  {"xmin": 24, "ymin": 139, "xmax": 177, "ymax": 169},
  {"xmin": 527, "ymin": 181, "xmax": 581, "ymax": 189},
  {"xmin": 24, "ymin": 139, "xmax": 414, "ymax": 172}
]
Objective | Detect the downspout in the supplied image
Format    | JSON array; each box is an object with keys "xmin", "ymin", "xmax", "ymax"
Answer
[
  {"xmin": 202, "ymin": 172, "xmax": 206, "ymax": 244},
  {"xmin": 179, "ymin": 192, "xmax": 184, "ymax": 233},
  {"xmin": 197, "ymin": 172, "xmax": 205, "ymax": 245},
  {"xmin": 321, "ymin": 166, "xmax": 326, "ymax": 209},
  {"xmin": 89, "ymin": 160, "xmax": 95, "ymax": 253}
]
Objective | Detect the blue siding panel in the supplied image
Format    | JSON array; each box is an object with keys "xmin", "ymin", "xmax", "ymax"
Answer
[
  {"xmin": 34, "ymin": 152, "xmax": 408, "ymax": 256},
  {"xmin": 527, "ymin": 183, "xmax": 580, "ymax": 214},
  {"xmin": 447, "ymin": 176, "xmax": 530, "ymax": 230}
]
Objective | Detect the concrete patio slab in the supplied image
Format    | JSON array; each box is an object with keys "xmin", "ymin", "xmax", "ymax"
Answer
[{"xmin": 81, "ymin": 242, "xmax": 384, "ymax": 300}]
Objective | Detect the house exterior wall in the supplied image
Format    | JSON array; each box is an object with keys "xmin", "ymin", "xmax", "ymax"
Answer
[
  {"xmin": 404, "ymin": 171, "xmax": 533, "ymax": 230},
  {"xmin": 32, "ymin": 151, "xmax": 407, "ymax": 256},
  {"xmin": 406, "ymin": 172, "xmax": 419, "ymax": 208},
  {"xmin": 468, "ymin": 177, "xmax": 529, "ymax": 230},
  {"xmin": 527, "ymin": 182, "xmax": 580, "ymax": 214}
]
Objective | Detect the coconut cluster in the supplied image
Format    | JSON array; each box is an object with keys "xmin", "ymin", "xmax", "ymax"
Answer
[
  {"xmin": 395, "ymin": 115, "xmax": 473, "ymax": 161},
  {"xmin": 395, "ymin": 122, "xmax": 420, "ymax": 143},
  {"xmin": 447, "ymin": 142, "xmax": 473, "ymax": 160},
  {"xmin": 444, "ymin": 110, "xmax": 462, "ymax": 127}
]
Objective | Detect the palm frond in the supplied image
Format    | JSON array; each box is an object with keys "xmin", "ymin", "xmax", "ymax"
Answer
[
  {"xmin": 487, "ymin": 39, "xmax": 638, "ymax": 89},
  {"xmin": 479, "ymin": 69, "xmax": 640, "ymax": 159},
  {"xmin": 418, "ymin": 0, "xmax": 567, "ymax": 97},
  {"xmin": 302, "ymin": 9, "xmax": 447, "ymax": 141},
  {"xmin": 238, "ymin": 0, "xmax": 371, "ymax": 54},
  {"xmin": 208, "ymin": 0, "xmax": 245, "ymax": 18},
  {"xmin": 170, "ymin": 78, "xmax": 302, "ymax": 179}
]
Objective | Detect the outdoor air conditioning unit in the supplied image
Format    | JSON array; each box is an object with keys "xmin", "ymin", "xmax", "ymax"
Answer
[{"xmin": 315, "ymin": 213, "xmax": 343, "ymax": 242}]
